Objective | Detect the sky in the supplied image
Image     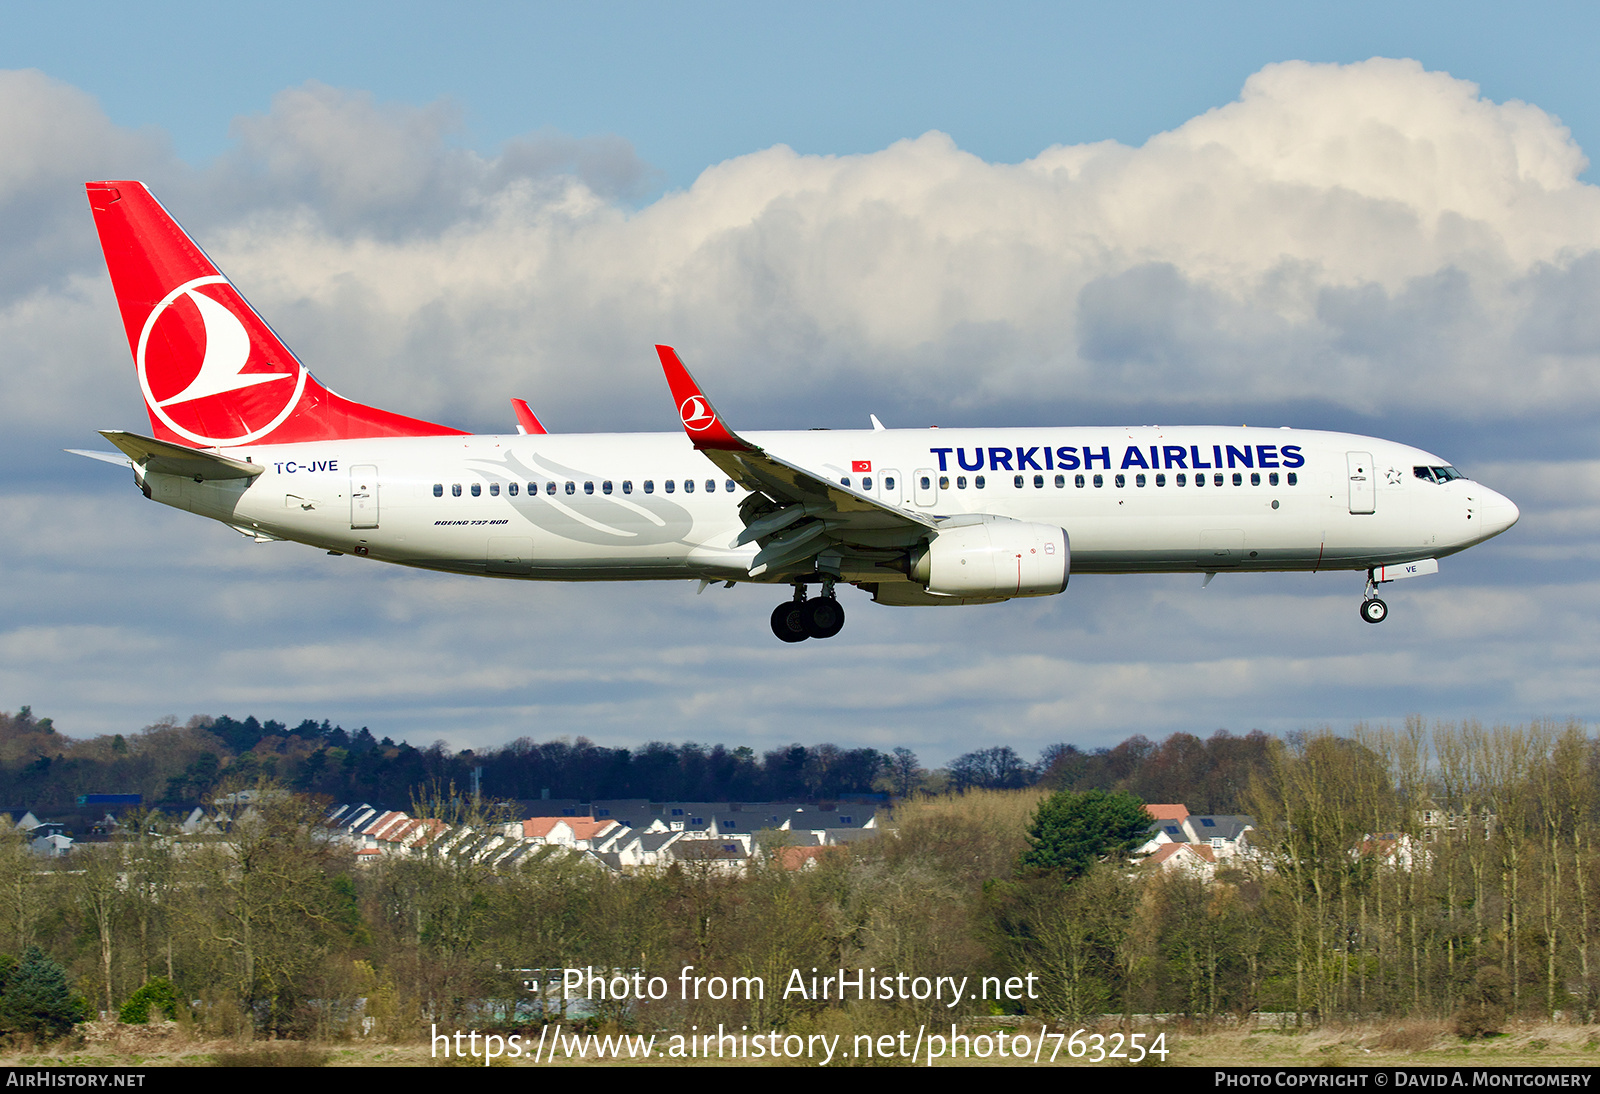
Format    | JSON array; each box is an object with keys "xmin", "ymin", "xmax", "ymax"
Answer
[{"xmin": 1, "ymin": 2, "xmax": 1596, "ymax": 766}]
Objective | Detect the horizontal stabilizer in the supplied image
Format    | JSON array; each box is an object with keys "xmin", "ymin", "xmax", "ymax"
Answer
[
  {"xmin": 98, "ymin": 430, "xmax": 264, "ymax": 480},
  {"xmin": 65, "ymin": 449, "xmax": 133, "ymax": 469}
]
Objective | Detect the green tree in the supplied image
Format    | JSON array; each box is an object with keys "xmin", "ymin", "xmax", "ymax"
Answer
[
  {"xmin": 0, "ymin": 946, "xmax": 87, "ymax": 1038},
  {"xmin": 118, "ymin": 976, "xmax": 179, "ymax": 1024},
  {"xmin": 1020, "ymin": 789, "xmax": 1151, "ymax": 878}
]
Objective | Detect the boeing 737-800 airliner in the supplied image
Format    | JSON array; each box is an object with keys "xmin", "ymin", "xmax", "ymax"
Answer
[{"xmin": 75, "ymin": 181, "xmax": 1519, "ymax": 642}]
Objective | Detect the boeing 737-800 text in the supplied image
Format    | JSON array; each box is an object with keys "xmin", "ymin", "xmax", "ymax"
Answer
[{"xmin": 75, "ymin": 181, "xmax": 1519, "ymax": 642}]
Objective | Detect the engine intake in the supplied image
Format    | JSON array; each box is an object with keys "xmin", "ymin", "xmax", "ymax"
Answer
[{"xmin": 909, "ymin": 518, "xmax": 1069, "ymax": 598}]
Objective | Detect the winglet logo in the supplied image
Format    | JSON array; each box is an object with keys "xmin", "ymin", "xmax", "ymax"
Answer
[
  {"xmin": 679, "ymin": 395, "xmax": 717, "ymax": 433},
  {"xmin": 137, "ymin": 276, "xmax": 306, "ymax": 446}
]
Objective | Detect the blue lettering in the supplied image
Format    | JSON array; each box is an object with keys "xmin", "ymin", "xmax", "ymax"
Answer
[
  {"xmin": 989, "ymin": 447, "xmax": 1015, "ymax": 471},
  {"xmin": 1056, "ymin": 446, "xmax": 1080, "ymax": 470},
  {"xmin": 1120, "ymin": 446, "xmax": 1150, "ymax": 470},
  {"xmin": 285, "ymin": 461, "xmax": 298, "ymax": 473},
  {"xmin": 930, "ymin": 447, "xmax": 953, "ymax": 471},
  {"xmin": 1214, "ymin": 445, "xmax": 1224, "ymax": 469},
  {"xmin": 1044, "ymin": 446, "xmax": 1054, "ymax": 470},
  {"xmin": 1281, "ymin": 445, "xmax": 1305, "ymax": 468},
  {"xmin": 1162, "ymin": 445, "xmax": 1187, "ymax": 469},
  {"xmin": 1225, "ymin": 444, "xmax": 1254, "ymax": 469},
  {"xmin": 957, "ymin": 447, "xmax": 985, "ymax": 471},
  {"xmin": 1016, "ymin": 447, "xmax": 1042, "ymax": 471},
  {"xmin": 1083, "ymin": 446, "xmax": 1111, "ymax": 470},
  {"xmin": 1190, "ymin": 445, "xmax": 1212, "ymax": 469},
  {"xmin": 1256, "ymin": 445, "xmax": 1279, "ymax": 468}
]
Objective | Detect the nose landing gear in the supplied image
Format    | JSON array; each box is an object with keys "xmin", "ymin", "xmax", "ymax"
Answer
[
  {"xmin": 769, "ymin": 580, "xmax": 846, "ymax": 642},
  {"xmin": 1360, "ymin": 571, "xmax": 1388, "ymax": 624}
]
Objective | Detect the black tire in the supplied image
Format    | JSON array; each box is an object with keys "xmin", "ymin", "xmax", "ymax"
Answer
[
  {"xmin": 771, "ymin": 601, "xmax": 810, "ymax": 642},
  {"xmin": 803, "ymin": 596, "xmax": 845, "ymax": 639},
  {"xmin": 1361, "ymin": 597, "xmax": 1388, "ymax": 624}
]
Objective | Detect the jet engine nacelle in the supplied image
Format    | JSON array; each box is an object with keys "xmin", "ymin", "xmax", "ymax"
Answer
[{"xmin": 909, "ymin": 517, "xmax": 1070, "ymax": 598}]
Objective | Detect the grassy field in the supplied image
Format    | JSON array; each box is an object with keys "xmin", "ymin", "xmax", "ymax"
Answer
[{"xmin": 0, "ymin": 1017, "xmax": 1595, "ymax": 1067}]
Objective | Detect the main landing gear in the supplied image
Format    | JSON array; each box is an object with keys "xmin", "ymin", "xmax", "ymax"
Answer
[
  {"xmin": 1360, "ymin": 570, "xmax": 1388, "ymax": 624},
  {"xmin": 771, "ymin": 581, "xmax": 845, "ymax": 642}
]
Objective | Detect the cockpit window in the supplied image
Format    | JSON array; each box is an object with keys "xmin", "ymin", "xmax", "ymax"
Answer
[{"xmin": 1414, "ymin": 465, "xmax": 1466, "ymax": 484}]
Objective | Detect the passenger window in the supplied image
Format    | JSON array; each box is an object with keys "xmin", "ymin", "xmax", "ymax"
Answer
[
  {"xmin": 975, "ymin": 475, "xmax": 986, "ymax": 488},
  {"xmin": 684, "ymin": 479, "xmax": 695, "ymax": 493},
  {"xmin": 1269, "ymin": 472, "xmax": 1279, "ymax": 486},
  {"xmin": 956, "ymin": 476, "xmax": 967, "ymax": 489},
  {"xmin": 939, "ymin": 476, "xmax": 950, "ymax": 489},
  {"xmin": 452, "ymin": 484, "xmax": 462, "ymax": 496},
  {"xmin": 1214, "ymin": 473, "xmax": 1224, "ymax": 487},
  {"xmin": 726, "ymin": 480, "xmax": 735, "ymax": 492},
  {"xmin": 1232, "ymin": 473, "xmax": 1242, "ymax": 486},
  {"xmin": 1155, "ymin": 473, "xmax": 1166, "ymax": 487},
  {"xmin": 1135, "ymin": 474, "xmax": 1146, "ymax": 487},
  {"xmin": 508, "ymin": 483, "xmax": 518, "ymax": 496},
  {"xmin": 1250, "ymin": 472, "xmax": 1260, "ymax": 486},
  {"xmin": 841, "ymin": 476, "xmax": 851, "ymax": 487},
  {"xmin": 644, "ymin": 480, "xmax": 654, "ymax": 494},
  {"xmin": 1287, "ymin": 472, "xmax": 1298, "ymax": 486},
  {"xmin": 1114, "ymin": 474, "xmax": 1125, "ymax": 488},
  {"xmin": 1195, "ymin": 474, "xmax": 1204, "ymax": 487},
  {"xmin": 920, "ymin": 475, "xmax": 931, "ymax": 490},
  {"xmin": 1054, "ymin": 474, "xmax": 1064, "ymax": 488},
  {"xmin": 1176, "ymin": 473, "xmax": 1186, "ymax": 487},
  {"xmin": 1093, "ymin": 474, "xmax": 1104, "ymax": 488},
  {"xmin": 862, "ymin": 476, "xmax": 872, "ymax": 490},
  {"xmin": 1074, "ymin": 474, "xmax": 1084, "ymax": 488},
  {"xmin": 433, "ymin": 484, "xmax": 443, "ymax": 497},
  {"xmin": 565, "ymin": 481, "xmax": 575, "ymax": 495},
  {"xmin": 665, "ymin": 480, "xmax": 675, "ymax": 493},
  {"xmin": 603, "ymin": 481, "xmax": 613, "ymax": 494},
  {"xmin": 471, "ymin": 483, "xmax": 482, "ymax": 497},
  {"xmin": 1034, "ymin": 474, "xmax": 1044, "ymax": 489},
  {"xmin": 545, "ymin": 482, "xmax": 556, "ymax": 495},
  {"xmin": 489, "ymin": 483, "xmax": 500, "ymax": 496},
  {"xmin": 623, "ymin": 481, "xmax": 633, "ymax": 494},
  {"xmin": 884, "ymin": 476, "xmax": 895, "ymax": 491},
  {"xmin": 1014, "ymin": 475, "xmax": 1024, "ymax": 489}
]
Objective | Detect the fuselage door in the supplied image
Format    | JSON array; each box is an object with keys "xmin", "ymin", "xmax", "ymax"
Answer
[
  {"xmin": 913, "ymin": 468, "xmax": 938, "ymax": 508},
  {"xmin": 351, "ymin": 464, "xmax": 380, "ymax": 529},
  {"xmin": 1347, "ymin": 452, "xmax": 1375, "ymax": 515},
  {"xmin": 880, "ymin": 468, "xmax": 903, "ymax": 507}
]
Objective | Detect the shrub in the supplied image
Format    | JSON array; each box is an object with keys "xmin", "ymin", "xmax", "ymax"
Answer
[{"xmin": 119, "ymin": 977, "xmax": 180, "ymax": 1024}]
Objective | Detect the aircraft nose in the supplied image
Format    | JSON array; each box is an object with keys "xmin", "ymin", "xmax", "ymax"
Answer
[{"xmin": 1481, "ymin": 489, "xmax": 1520, "ymax": 537}]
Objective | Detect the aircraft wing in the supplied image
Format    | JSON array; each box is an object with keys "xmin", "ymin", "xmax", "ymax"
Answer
[
  {"xmin": 98, "ymin": 430, "xmax": 265, "ymax": 480},
  {"xmin": 656, "ymin": 345, "xmax": 935, "ymax": 579}
]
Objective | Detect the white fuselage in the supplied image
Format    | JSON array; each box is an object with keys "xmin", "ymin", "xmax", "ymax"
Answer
[{"xmin": 140, "ymin": 425, "xmax": 1519, "ymax": 587}]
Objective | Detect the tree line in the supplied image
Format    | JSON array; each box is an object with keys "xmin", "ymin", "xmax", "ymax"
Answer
[
  {"xmin": 0, "ymin": 717, "xmax": 1585, "ymax": 1042},
  {"xmin": 0, "ymin": 706, "xmax": 1279, "ymax": 818}
]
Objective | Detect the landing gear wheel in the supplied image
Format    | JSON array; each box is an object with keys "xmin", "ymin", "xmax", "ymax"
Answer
[
  {"xmin": 771, "ymin": 601, "xmax": 810, "ymax": 642},
  {"xmin": 1361, "ymin": 597, "xmax": 1388, "ymax": 624},
  {"xmin": 802, "ymin": 596, "xmax": 845, "ymax": 639}
]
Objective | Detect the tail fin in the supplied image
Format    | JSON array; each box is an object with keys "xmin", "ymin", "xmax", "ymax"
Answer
[{"xmin": 85, "ymin": 181, "xmax": 465, "ymax": 448}]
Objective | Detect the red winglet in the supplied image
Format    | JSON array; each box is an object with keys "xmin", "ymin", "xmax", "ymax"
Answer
[
  {"xmin": 655, "ymin": 345, "xmax": 748, "ymax": 450},
  {"xmin": 510, "ymin": 397, "xmax": 548, "ymax": 435}
]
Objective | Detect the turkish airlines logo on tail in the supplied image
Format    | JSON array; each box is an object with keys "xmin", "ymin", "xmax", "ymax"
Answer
[
  {"xmin": 679, "ymin": 395, "xmax": 717, "ymax": 432},
  {"xmin": 137, "ymin": 276, "xmax": 306, "ymax": 446}
]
